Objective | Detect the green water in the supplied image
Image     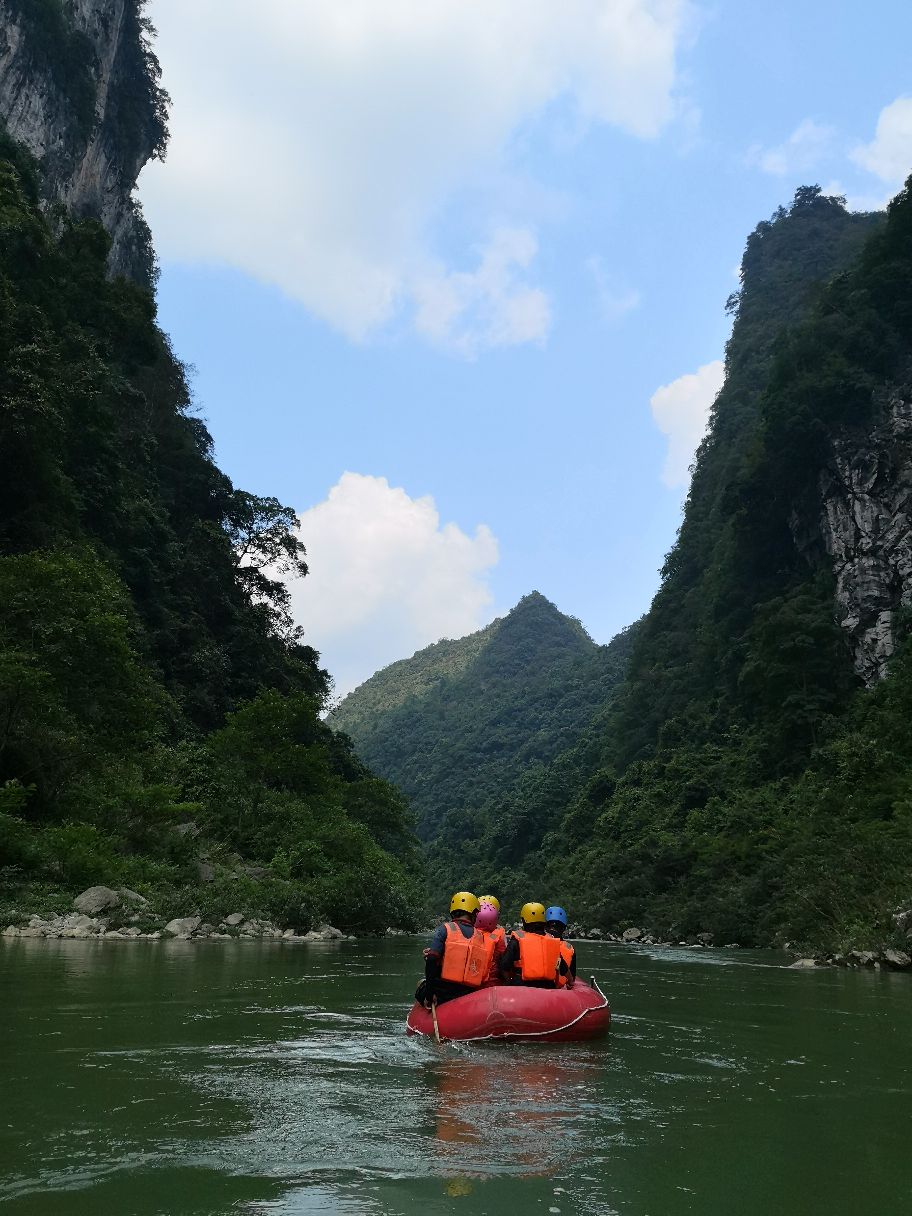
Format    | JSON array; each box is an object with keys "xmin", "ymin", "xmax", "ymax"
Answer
[{"xmin": 0, "ymin": 938, "xmax": 909, "ymax": 1215}]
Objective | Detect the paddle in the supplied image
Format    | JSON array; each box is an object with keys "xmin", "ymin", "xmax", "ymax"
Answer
[{"xmin": 431, "ymin": 996, "xmax": 441, "ymax": 1044}]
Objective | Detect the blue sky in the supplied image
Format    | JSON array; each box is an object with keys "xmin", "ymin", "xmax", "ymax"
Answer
[{"xmin": 141, "ymin": 1, "xmax": 912, "ymax": 696}]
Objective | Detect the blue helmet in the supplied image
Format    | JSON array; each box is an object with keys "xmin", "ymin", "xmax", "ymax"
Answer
[{"xmin": 545, "ymin": 906, "xmax": 568, "ymax": 926}]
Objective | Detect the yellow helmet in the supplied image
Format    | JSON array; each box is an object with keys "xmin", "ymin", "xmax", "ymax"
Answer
[
  {"xmin": 478, "ymin": 895, "xmax": 500, "ymax": 912},
  {"xmin": 520, "ymin": 901, "xmax": 546, "ymax": 924},
  {"xmin": 450, "ymin": 891, "xmax": 480, "ymax": 915}
]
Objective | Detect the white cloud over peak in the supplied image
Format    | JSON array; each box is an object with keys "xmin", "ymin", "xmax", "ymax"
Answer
[
  {"xmin": 747, "ymin": 118, "xmax": 835, "ymax": 177},
  {"xmin": 290, "ymin": 473, "xmax": 498, "ymax": 697},
  {"xmin": 650, "ymin": 360, "xmax": 724, "ymax": 489},
  {"xmin": 851, "ymin": 96, "xmax": 912, "ymax": 186},
  {"xmin": 141, "ymin": 0, "xmax": 690, "ymax": 352}
]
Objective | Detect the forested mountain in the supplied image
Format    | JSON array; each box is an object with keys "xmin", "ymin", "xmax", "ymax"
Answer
[
  {"xmin": 0, "ymin": 5, "xmax": 422, "ymax": 932},
  {"xmin": 430, "ymin": 186, "xmax": 912, "ymax": 951},
  {"xmin": 332, "ymin": 593, "xmax": 637, "ymax": 838}
]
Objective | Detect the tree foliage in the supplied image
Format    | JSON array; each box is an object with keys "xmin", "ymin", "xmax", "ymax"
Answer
[{"xmin": 0, "ymin": 147, "xmax": 422, "ymax": 930}]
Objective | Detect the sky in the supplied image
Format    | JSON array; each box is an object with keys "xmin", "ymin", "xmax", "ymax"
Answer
[{"xmin": 139, "ymin": 1, "xmax": 912, "ymax": 698}]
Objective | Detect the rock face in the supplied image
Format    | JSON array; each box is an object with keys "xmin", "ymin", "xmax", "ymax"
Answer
[
  {"xmin": 814, "ymin": 391, "xmax": 912, "ymax": 685},
  {"xmin": 74, "ymin": 886, "xmax": 121, "ymax": 916},
  {"xmin": 0, "ymin": 0, "xmax": 167, "ymax": 282}
]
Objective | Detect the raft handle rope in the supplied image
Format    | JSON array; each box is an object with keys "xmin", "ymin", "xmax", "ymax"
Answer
[{"xmin": 406, "ymin": 976, "xmax": 610, "ymax": 1043}]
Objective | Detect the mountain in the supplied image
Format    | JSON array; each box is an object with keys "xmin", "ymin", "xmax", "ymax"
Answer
[
  {"xmin": 0, "ymin": 3, "xmax": 422, "ymax": 933},
  {"xmin": 431, "ymin": 186, "xmax": 912, "ymax": 953},
  {"xmin": 331, "ymin": 592, "xmax": 637, "ymax": 839}
]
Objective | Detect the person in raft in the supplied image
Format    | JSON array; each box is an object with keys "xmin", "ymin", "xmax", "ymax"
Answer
[
  {"xmin": 498, "ymin": 901, "xmax": 575, "ymax": 988},
  {"xmin": 475, "ymin": 895, "xmax": 507, "ymax": 982},
  {"xmin": 420, "ymin": 891, "xmax": 498, "ymax": 1007},
  {"xmin": 545, "ymin": 905, "xmax": 577, "ymax": 988}
]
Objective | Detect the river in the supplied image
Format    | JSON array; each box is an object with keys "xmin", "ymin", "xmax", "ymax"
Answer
[{"xmin": 0, "ymin": 937, "xmax": 909, "ymax": 1215}]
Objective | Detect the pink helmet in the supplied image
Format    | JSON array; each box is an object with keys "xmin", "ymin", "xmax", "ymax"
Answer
[{"xmin": 475, "ymin": 903, "xmax": 499, "ymax": 931}]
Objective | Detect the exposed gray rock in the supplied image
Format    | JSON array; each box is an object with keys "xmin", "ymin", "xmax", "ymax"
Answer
[
  {"xmin": 622, "ymin": 928, "xmax": 642, "ymax": 942},
  {"xmin": 224, "ymin": 913, "xmax": 245, "ymax": 927},
  {"xmin": 848, "ymin": 950, "xmax": 877, "ymax": 967},
  {"xmin": 0, "ymin": 0, "xmax": 164, "ymax": 281},
  {"xmin": 2, "ymin": 926, "xmax": 20, "ymax": 937},
  {"xmin": 696, "ymin": 932, "xmax": 714, "ymax": 946},
  {"xmin": 808, "ymin": 391, "xmax": 912, "ymax": 684},
  {"xmin": 317, "ymin": 924, "xmax": 345, "ymax": 941},
  {"xmin": 282, "ymin": 929, "xmax": 297, "ymax": 940},
  {"xmin": 196, "ymin": 861, "xmax": 216, "ymax": 883},
  {"xmin": 587, "ymin": 928, "xmax": 604, "ymax": 940},
  {"xmin": 789, "ymin": 958, "xmax": 818, "ymax": 969},
  {"xmin": 164, "ymin": 916, "xmax": 201, "ymax": 938},
  {"xmin": 74, "ymin": 886, "xmax": 121, "ymax": 916},
  {"xmin": 119, "ymin": 888, "xmax": 149, "ymax": 908},
  {"xmin": 883, "ymin": 948, "xmax": 911, "ymax": 969}
]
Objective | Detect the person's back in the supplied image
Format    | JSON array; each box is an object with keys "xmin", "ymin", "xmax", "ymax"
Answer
[
  {"xmin": 499, "ymin": 902, "xmax": 565, "ymax": 988},
  {"xmin": 420, "ymin": 892, "xmax": 495, "ymax": 1006},
  {"xmin": 545, "ymin": 905, "xmax": 576, "ymax": 988},
  {"xmin": 475, "ymin": 897, "xmax": 506, "ymax": 983}
]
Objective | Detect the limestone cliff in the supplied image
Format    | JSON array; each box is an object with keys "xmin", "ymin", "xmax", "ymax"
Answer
[
  {"xmin": 0, "ymin": 0, "xmax": 167, "ymax": 281},
  {"xmin": 817, "ymin": 390, "xmax": 912, "ymax": 685}
]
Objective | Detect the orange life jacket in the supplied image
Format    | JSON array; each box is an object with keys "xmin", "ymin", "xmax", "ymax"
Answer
[
  {"xmin": 514, "ymin": 928, "xmax": 563, "ymax": 982},
  {"xmin": 555, "ymin": 941, "xmax": 575, "ymax": 987},
  {"xmin": 482, "ymin": 925, "xmax": 506, "ymax": 981},
  {"xmin": 440, "ymin": 921, "xmax": 496, "ymax": 988}
]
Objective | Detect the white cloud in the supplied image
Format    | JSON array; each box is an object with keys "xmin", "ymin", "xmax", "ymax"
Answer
[
  {"xmin": 413, "ymin": 227, "xmax": 550, "ymax": 357},
  {"xmin": 851, "ymin": 96, "xmax": 912, "ymax": 186},
  {"xmin": 650, "ymin": 360, "xmax": 724, "ymax": 489},
  {"xmin": 141, "ymin": 0, "xmax": 690, "ymax": 352},
  {"xmin": 747, "ymin": 118, "xmax": 834, "ymax": 177},
  {"xmin": 820, "ymin": 179, "xmax": 890, "ymax": 214},
  {"xmin": 584, "ymin": 256, "xmax": 642, "ymax": 322},
  {"xmin": 290, "ymin": 473, "xmax": 498, "ymax": 696}
]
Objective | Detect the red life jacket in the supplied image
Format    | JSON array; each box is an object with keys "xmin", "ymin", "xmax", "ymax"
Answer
[
  {"xmin": 514, "ymin": 928, "xmax": 563, "ymax": 982},
  {"xmin": 440, "ymin": 921, "xmax": 496, "ymax": 988}
]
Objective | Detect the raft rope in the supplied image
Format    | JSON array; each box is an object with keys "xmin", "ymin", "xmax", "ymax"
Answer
[{"xmin": 407, "ymin": 976, "xmax": 610, "ymax": 1043}]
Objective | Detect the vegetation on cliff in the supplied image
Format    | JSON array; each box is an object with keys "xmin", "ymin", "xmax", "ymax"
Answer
[
  {"xmin": 425, "ymin": 188, "xmax": 912, "ymax": 951},
  {"xmin": 0, "ymin": 150, "xmax": 422, "ymax": 932}
]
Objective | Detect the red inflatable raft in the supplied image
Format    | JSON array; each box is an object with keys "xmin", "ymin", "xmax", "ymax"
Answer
[{"xmin": 406, "ymin": 977, "xmax": 610, "ymax": 1043}]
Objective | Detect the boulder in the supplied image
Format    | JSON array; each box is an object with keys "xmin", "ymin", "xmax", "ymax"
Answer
[
  {"xmin": 241, "ymin": 864, "xmax": 273, "ymax": 881},
  {"xmin": 301, "ymin": 930, "xmax": 323, "ymax": 942},
  {"xmin": 317, "ymin": 925, "xmax": 345, "ymax": 941},
  {"xmin": 883, "ymin": 948, "xmax": 911, "ymax": 970},
  {"xmin": 74, "ymin": 886, "xmax": 121, "ymax": 916},
  {"xmin": 282, "ymin": 929, "xmax": 297, "ymax": 940},
  {"xmin": 848, "ymin": 950, "xmax": 877, "ymax": 967},
  {"xmin": 789, "ymin": 958, "xmax": 818, "ymax": 969},
  {"xmin": 587, "ymin": 928, "xmax": 604, "ymax": 940},
  {"xmin": 238, "ymin": 920, "xmax": 260, "ymax": 935},
  {"xmin": 224, "ymin": 913, "xmax": 245, "ymax": 927},
  {"xmin": 164, "ymin": 916, "xmax": 202, "ymax": 937},
  {"xmin": 196, "ymin": 861, "xmax": 215, "ymax": 883},
  {"xmin": 119, "ymin": 888, "xmax": 149, "ymax": 908},
  {"xmin": 696, "ymin": 932, "xmax": 714, "ymax": 946},
  {"xmin": 622, "ymin": 928, "xmax": 642, "ymax": 943},
  {"xmin": 18, "ymin": 926, "xmax": 46, "ymax": 938},
  {"xmin": 3, "ymin": 925, "xmax": 20, "ymax": 937}
]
